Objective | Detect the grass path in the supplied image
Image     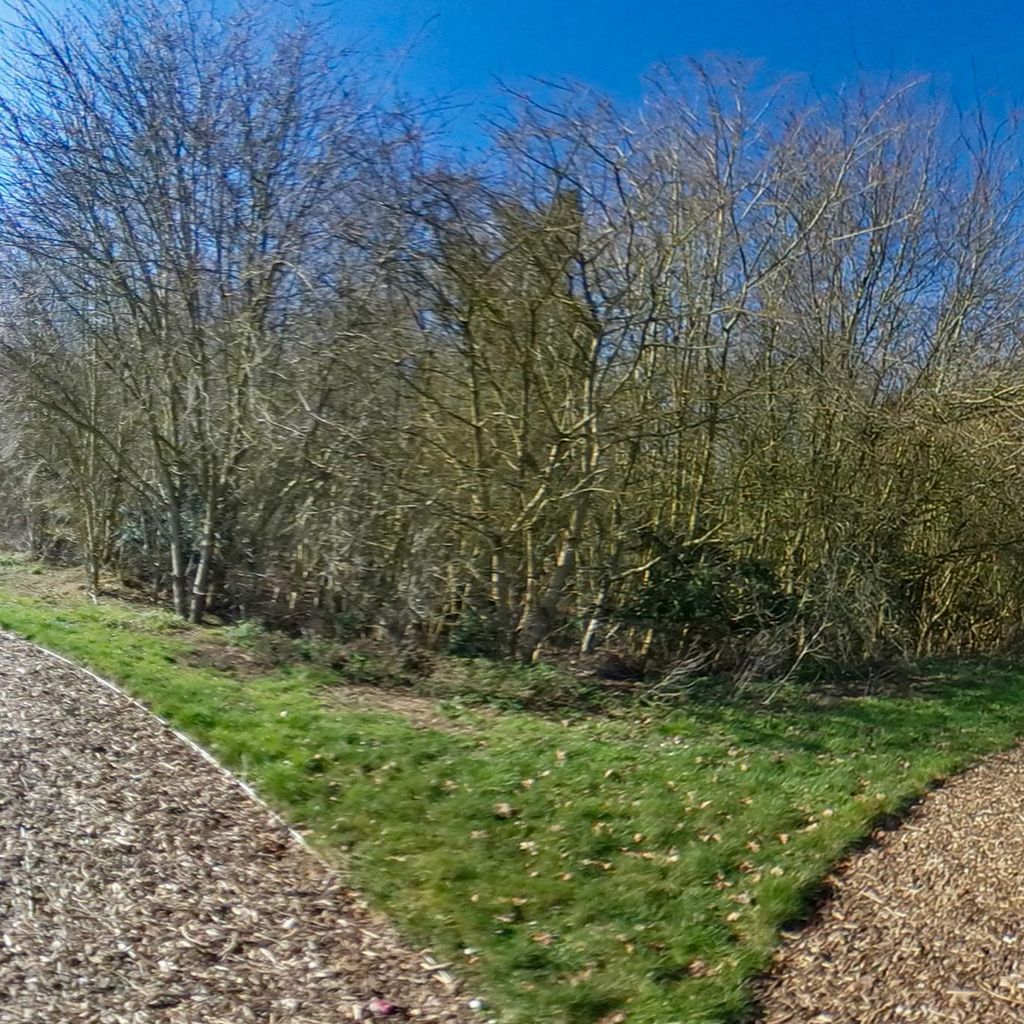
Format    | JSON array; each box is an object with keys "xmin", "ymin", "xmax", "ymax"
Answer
[{"xmin": 2, "ymin": 558, "xmax": 1024, "ymax": 1022}]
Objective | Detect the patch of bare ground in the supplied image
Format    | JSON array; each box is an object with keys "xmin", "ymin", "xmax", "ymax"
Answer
[
  {"xmin": 0, "ymin": 561, "xmax": 86, "ymax": 602},
  {"xmin": 170, "ymin": 641, "xmax": 473, "ymax": 732},
  {"xmin": 0, "ymin": 632, "xmax": 474, "ymax": 1024},
  {"xmin": 175, "ymin": 640, "xmax": 274, "ymax": 680},
  {"xmin": 318, "ymin": 685, "xmax": 476, "ymax": 734},
  {"xmin": 757, "ymin": 744, "xmax": 1024, "ymax": 1023}
]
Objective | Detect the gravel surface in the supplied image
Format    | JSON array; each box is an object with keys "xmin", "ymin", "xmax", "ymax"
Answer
[
  {"xmin": 758, "ymin": 745, "xmax": 1024, "ymax": 1023},
  {"xmin": 0, "ymin": 632, "xmax": 474, "ymax": 1024}
]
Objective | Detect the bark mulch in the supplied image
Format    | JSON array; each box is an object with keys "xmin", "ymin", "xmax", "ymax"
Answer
[
  {"xmin": 758, "ymin": 744, "xmax": 1024, "ymax": 1023},
  {"xmin": 0, "ymin": 632, "xmax": 476, "ymax": 1024}
]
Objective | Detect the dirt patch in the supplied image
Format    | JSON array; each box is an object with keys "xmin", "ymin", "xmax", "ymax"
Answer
[
  {"xmin": 174, "ymin": 641, "xmax": 474, "ymax": 732},
  {"xmin": 175, "ymin": 641, "xmax": 276, "ymax": 680},
  {"xmin": 320, "ymin": 684, "xmax": 476, "ymax": 734},
  {"xmin": 0, "ymin": 560, "xmax": 87, "ymax": 602}
]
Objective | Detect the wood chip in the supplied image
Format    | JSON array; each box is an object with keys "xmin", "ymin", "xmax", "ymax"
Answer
[
  {"xmin": 0, "ymin": 633, "xmax": 475, "ymax": 1023},
  {"xmin": 758, "ymin": 744, "xmax": 1024, "ymax": 1022}
]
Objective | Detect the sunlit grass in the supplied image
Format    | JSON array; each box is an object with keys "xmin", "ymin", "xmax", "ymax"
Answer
[{"xmin": 1, "ymin": 564, "xmax": 1022, "ymax": 1022}]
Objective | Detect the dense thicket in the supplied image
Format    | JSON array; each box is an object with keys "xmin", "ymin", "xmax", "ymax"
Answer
[{"xmin": 4, "ymin": 0, "xmax": 1024, "ymax": 674}]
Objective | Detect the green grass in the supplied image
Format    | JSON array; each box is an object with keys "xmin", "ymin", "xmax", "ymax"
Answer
[{"xmin": 2, "ymin": 562, "xmax": 1024, "ymax": 1022}]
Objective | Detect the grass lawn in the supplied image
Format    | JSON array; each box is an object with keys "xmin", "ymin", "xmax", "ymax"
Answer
[{"xmin": 1, "ymin": 556, "xmax": 1023, "ymax": 1023}]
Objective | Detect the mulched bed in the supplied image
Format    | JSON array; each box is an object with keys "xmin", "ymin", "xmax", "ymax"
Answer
[
  {"xmin": 0, "ymin": 632, "xmax": 476, "ymax": 1024},
  {"xmin": 758, "ymin": 744, "xmax": 1024, "ymax": 1023}
]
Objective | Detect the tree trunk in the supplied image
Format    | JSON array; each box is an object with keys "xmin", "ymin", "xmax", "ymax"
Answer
[
  {"xmin": 517, "ymin": 533, "xmax": 577, "ymax": 662},
  {"xmin": 190, "ymin": 488, "xmax": 219, "ymax": 623}
]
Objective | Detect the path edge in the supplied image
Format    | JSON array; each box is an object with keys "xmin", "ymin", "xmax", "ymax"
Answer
[{"xmin": 5, "ymin": 629, "xmax": 466, "ymax": 998}]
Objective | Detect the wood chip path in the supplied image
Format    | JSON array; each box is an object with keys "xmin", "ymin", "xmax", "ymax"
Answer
[
  {"xmin": 758, "ymin": 745, "xmax": 1024, "ymax": 1022},
  {"xmin": 0, "ymin": 632, "xmax": 475, "ymax": 1024}
]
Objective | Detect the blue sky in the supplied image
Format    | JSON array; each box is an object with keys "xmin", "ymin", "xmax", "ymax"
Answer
[{"xmin": 325, "ymin": 0, "xmax": 1024, "ymax": 137}]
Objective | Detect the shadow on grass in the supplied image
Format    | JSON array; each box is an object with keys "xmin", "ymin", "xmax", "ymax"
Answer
[{"xmin": 734, "ymin": 760, "xmax": 1000, "ymax": 1023}]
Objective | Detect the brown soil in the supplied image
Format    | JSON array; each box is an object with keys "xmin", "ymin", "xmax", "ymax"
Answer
[
  {"xmin": 0, "ymin": 632, "xmax": 475, "ymax": 1024},
  {"xmin": 175, "ymin": 640, "xmax": 274, "ymax": 680},
  {"xmin": 0, "ymin": 561, "xmax": 86, "ymax": 602},
  {"xmin": 319, "ymin": 685, "xmax": 475, "ymax": 734},
  {"xmin": 757, "ymin": 745, "xmax": 1024, "ymax": 1023},
  {"xmin": 173, "ymin": 643, "xmax": 470, "ymax": 732}
]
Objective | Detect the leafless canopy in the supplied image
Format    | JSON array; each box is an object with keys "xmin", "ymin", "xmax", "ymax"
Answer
[{"xmin": 2, "ymin": 3, "xmax": 1024, "ymax": 673}]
